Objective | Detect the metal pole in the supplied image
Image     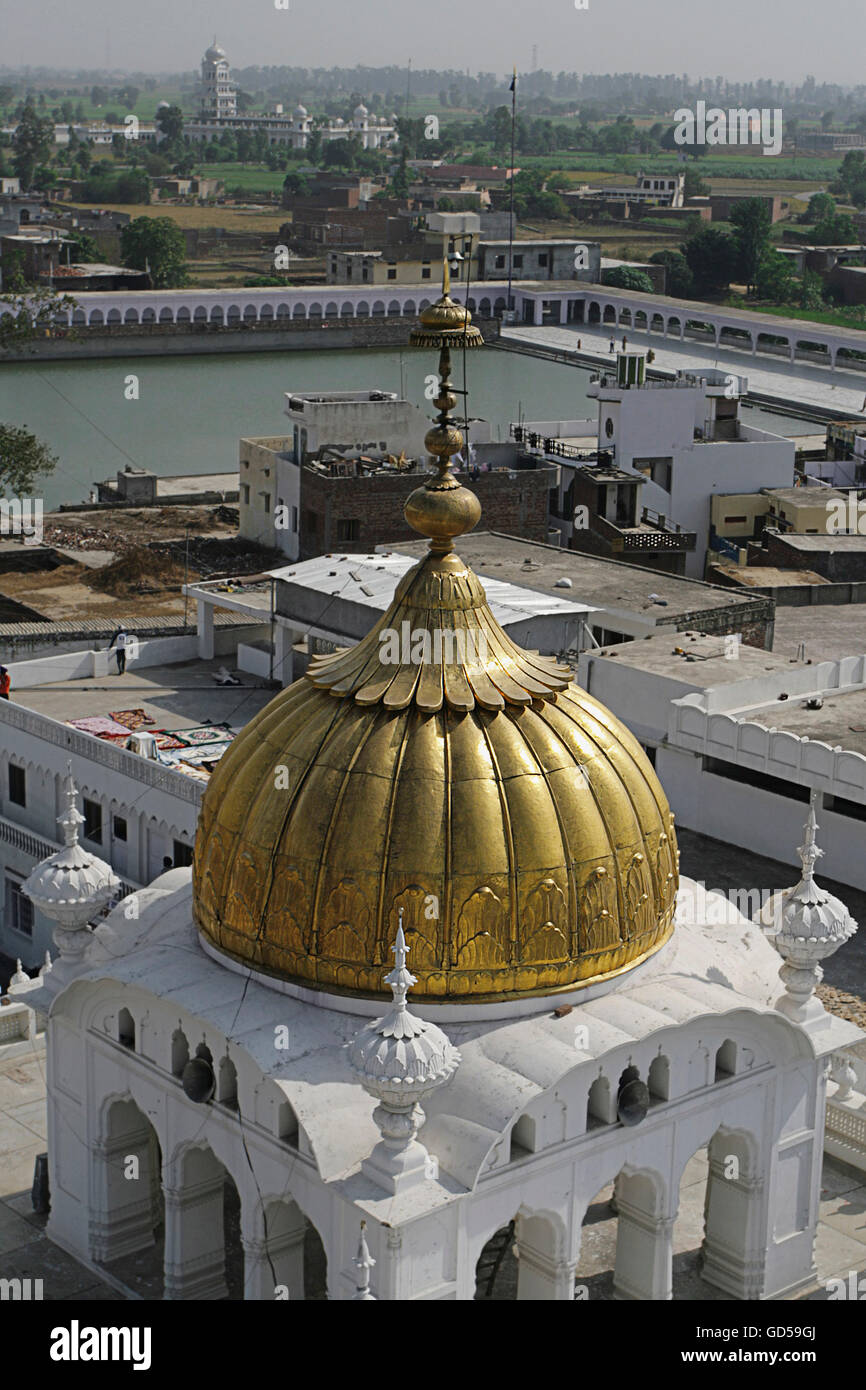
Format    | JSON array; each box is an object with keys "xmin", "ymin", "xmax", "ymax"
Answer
[{"xmin": 506, "ymin": 66, "xmax": 517, "ymax": 315}]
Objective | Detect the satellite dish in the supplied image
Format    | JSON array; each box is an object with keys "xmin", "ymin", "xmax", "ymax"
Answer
[
  {"xmin": 181, "ymin": 1057, "xmax": 215, "ymax": 1104},
  {"xmin": 617, "ymin": 1078, "xmax": 650, "ymax": 1127}
]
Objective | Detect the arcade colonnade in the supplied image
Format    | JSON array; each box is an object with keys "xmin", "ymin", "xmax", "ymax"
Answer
[{"xmin": 46, "ymin": 980, "xmax": 824, "ymax": 1301}]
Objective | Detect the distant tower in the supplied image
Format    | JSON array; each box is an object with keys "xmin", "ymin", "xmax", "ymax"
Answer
[{"xmin": 200, "ymin": 40, "xmax": 236, "ymax": 120}]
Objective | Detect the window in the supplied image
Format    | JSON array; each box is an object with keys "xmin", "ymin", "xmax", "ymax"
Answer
[
  {"xmin": 387, "ymin": 267, "xmax": 396, "ymax": 280},
  {"xmin": 495, "ymin": 254, "xmax": 505, "ymax": 269},
  {"xmin": 261, "ymin": 492, "xmax": 271, "ymax": 513},
  {"xmin": 337, "ymin": 518, "xmax": 359, "ymax": 543},
  {"xmin": 291, "ymin": 505, "xmax": 298, "ymax": 533},
  {"xmin": 421, "ymin": 267, "xmax": 431, "ymax": 279},
  {"xmin": 8, "ymin": 764, "xmax": 25, "ymax": 807},
  {"xmin": 724, "ymin": 515, "xmax": 748, "ymax": 526},
  {"xmin": 173, "ymin": 839, "xmax": 194, "ymax": 867},
  {"xmin": 241, "ymin": 483, "xmax": 250, "ymax": 504},
  {"xmin": 513, "ymin": 254, "xmax": 523, "ymax": 269},
  {"xmin": 346, "ymin": 263, "xmax": 352, "ymax": 278},
  {"xmin": 112, "ymin": 815, "xmax": 127, "ymax": 841},
  {"xmin": 5, "ymin": 874, "xmax": 33, "ymax": 937},
  {"xmin": 538, "ymin": 253, "xmax": 548, "ymax": 267},
  {"xmin": 604, "ymin": 417, "xmax": 614, "ymax": 439},
  {"xmin": 703, "ymin": 756, "xmax": 810, "ymax": 801},
  {"xmin": 83, "ymin": 798, "xmax": 103, "ymax": 844},
  {"xmin": 824, "ymin": 794, "xmax": 866, "ymax": 822}
]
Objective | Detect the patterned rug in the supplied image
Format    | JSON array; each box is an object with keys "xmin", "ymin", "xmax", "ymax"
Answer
[
  {"xmin": 109, "ymin": 708, "xmax": 155, "ymax": 730},
  {"xmin": 68, "ymin": 716, "xmax": 132, "ymax": 737},
  {"xmin": 173, "ymin": 724, "xmax": 235, "ymax": 746}
]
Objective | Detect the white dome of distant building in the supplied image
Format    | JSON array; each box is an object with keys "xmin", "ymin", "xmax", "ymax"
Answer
[
  {"xmin": 354, "ymin": 103, "xmax": 369, "ymax": 119},
  {"xmin": 294, "ymin": 103, "xmax": 308, "ymax": 118},
  {"xmin": 333, "ymin": 116, "xmax": 344, "ymax": 127},
  {"xmin": 206, "ymin": 42, "xmax": 227, "ymax": 60}
]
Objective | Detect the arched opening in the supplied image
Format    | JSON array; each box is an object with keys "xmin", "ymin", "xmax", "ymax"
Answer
[
  {"xmin": 635, "ymin": 311, "xmax": 648, "ymax": 330},
  {"xmin": 474, "ymin": 1209, "xmax": 568, "ymax": 1300},
  {"xmin": 107, "ymin": 308, "xmax": 121, "ymax": 325},
  {"xmin": 650, "ymin": 312, "xmax": 664, "ymax": 333},
  {"xmin": 715, "ymin": 1039, "xmax": 737, "ymax": 1081},
  {"xmin": 671, "ymin": 1127, "xmax": 764, "ymax": 1299},
  {"xmin": 387, "ymin": 299, "xmax": 401, "ymax": 316},
  {"xmin": 171, "ymin": 1028, "xmax": 189, "ymax": 1077},
  {"xmin": 602, "ymin": 305, "xmax": 616, "ymax": 324},
  {"xmin": 340, "ymin": 301, "xmax": 354, "ymax": 318},
  {"xmin": 72, "ymin": 309, "xmax": 86, "ymax": 325},
  {"xmin": 260, "ymin": 303, "xmax": 274, "ymax": 321},
  {"xmin": 619, "ymin": 308, "xmax": 632, "ymax": 327},
  {"xmin": 308, "ymin": 302, "xmax": 322, "ymax": 318},
  {"xmin": 479, "ymin": 297, "xmax": 491, "ymax": 316},
  {"xmin": 574, "ymin": 1166, "xmax": 669, "ymax": 1299},
  {"xmin": 226, "ymin": 305, "xmax": 241, "ymax": 324},
  {"xmin": 474, "ymin": 1219, "xmax": 517, "ymax": 1299},
  {"xmin": 92, "ymin": 1097, "xmax": 164, "ymax": 1296},
  {"xmin": 217, "ymin": 1056, "xmax": 238, "ymax": 1109},
  {"xmin": 278, "ymin": 1100, "xmax": 299, "ymax": 1146},
  {"xmin": 210, "ymin": 306, "xmax": 224, "ymax": 324},
  {"xmin": 246, "ymin": 1199, "xmax": 328, "ymax": 1300},
  {"xmin": 141, "ymin": 308, "xmax": 155, "ymax": 324},
  {"xmin": 667, "ymin": 316, "xmax": 681, "ymax": 336},
  {"xmin": 356, "ymin": 300, "xmax": 370, "ymax": 317},
  {"xmin": 404, "ymin": 298, "xmax": 416, "ymax": 316},
  {"xmin": 89, "ymin": 309, "xmax": 104, "ymax": 325},
  {"xmin": 243, "ymin": 304, "xmax": 258, "ymax": 323},
  {"xmin": 193, "ymin": 306, "xmax": 207, "ymax": 323},
  {"xmin": 158, "ymin": 307, "xmax": 173, "ymax": 323},
  {"xmin": 176, "ymin": 306, "xmax": 190, "ymax": 323},
  {"xmin": 276, "ymin": 303, "xmax": 290, "ymax": 320},
  {"xmin": 165, "ymin": 1144, "xmax": 243, "ymax": 1300},
  {"xmin": 588, "ymin": 301, "xmax": 601, "ymax": 324},
  {"xmin": 292, "ymin": 303, "xmax": 306, "ymax": 319},
  {"xmin": 324, "ymin": 301, "xmax": 338, "ymax": 317},
  {"xmin": 118, "ymin": 1007, "xmax": 135, "ymax": 1050},
  {"xmin": 586, "ymin": 1074, "xmax": 612, "ymax": 1129},
  {"xmin": 648, "ymin": 1052, "xmax": 670, "ymax": 1101}
]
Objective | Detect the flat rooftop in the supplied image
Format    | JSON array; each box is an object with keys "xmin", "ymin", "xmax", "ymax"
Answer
[
  {"xmin": 766, "ymin": 487, "xmax": 846, "ymax": 505},
  {"xmin": 772, "ymin": 533, "xmax": 866, "ymax": 552},
  {"xmin": 268, "ymin": 551, "xmax": 595, "ymax": 625},
  {"xmin": 754, "ymin": 686, "xmax": 866, "ymax": 760},
  {"xmin": 393, "ymin": 532, "xmax": 766, "ymax": 620},
  {"xmin": 773, "ymin": 604, "xmax": 866, "ymax": 663},
  {"xmin": 588, "ymin": 630, "xmax": 801, "ymax": 685},
  {"xmin": 10, "ymin": 656, "xmax": 275, "ymax": 738}
]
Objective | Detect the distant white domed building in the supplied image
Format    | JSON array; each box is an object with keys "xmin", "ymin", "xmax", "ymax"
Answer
[{"xmin": 200, "ymin": 38, "xmax": 236, "ymax": 120}]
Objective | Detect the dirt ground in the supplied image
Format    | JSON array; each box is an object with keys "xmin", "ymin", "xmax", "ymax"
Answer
[{"xmin": 0, "ymin": 505, "xmax": 264, "ymax": 621}]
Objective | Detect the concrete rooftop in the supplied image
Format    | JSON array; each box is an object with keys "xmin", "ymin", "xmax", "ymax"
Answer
[
  {"xmin": 773, "ymin": 605, "xmax": 866, "ymax": 663},
  {"xmin": 588, "ymin": 630, "xmax": 805, "ymax": 685},
  {"xmin": 10, "ymin": 656, "xmax": 276, "ymax": 734},
  {"xmin": 394, "ymin": 532, "xmax": 763, "ymax": 619}
]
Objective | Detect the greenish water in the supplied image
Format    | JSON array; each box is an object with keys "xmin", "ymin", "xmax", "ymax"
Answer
[{"xmin": 0, "ymin": 347, "xmax": 811, "ymax": 511}]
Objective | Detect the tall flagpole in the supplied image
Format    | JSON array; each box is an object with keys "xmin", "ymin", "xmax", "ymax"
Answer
[{"xmin": 506, "ymin": 65, "xmax": 516, "ymax": 315}]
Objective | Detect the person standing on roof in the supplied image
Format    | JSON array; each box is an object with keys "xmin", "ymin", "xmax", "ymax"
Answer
[
  {"xmin": 109, "ymin": 629, "xmax": 129, "ymax": 675},
  {"xmin": 0, "ymin": 666, "xmax": 10, "ymax": 700}
]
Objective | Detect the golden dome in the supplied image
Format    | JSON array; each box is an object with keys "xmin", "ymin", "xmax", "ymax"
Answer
[{"xmin": 191, "ymin": 288, "xmax": 679, "ymax": 1002}]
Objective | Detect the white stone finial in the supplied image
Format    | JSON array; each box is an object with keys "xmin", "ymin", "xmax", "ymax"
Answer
[
  {"xmin": 756, "ymin": 792, "xmax": 857, "ymax": 1031},
  {"xmin": 39, "ymin": 951, "xmax": 53, "ymax": 977},
  {"xmin": 348, "ymin": 919, "xmax": 460, "ymax": 1194},
  {"xmin": 58, "ymin": 761, "xmax": 85, "ymax": 849},
  {"xmin": 352, "ymin": 1221, "xmax": 377, "ymax": 1301}
]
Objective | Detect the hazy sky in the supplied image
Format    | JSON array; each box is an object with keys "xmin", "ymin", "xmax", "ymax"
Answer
[{"xmin": 7, "ymin": 0, "xmax": 863, "ymax": 85}]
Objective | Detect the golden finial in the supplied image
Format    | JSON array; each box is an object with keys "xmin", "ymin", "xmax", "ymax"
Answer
[{"xmin": 405, "ymin": 260, "xmax": 484, "ymax": 554}]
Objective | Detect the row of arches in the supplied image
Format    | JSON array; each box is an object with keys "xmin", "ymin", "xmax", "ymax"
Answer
[
  {"xmin": 582, "ymin": 298, "xmax": 865, "ymax": 369},
  {"xmin": 96, "ymin": 1096, "xmax": 324, "ymax": 1299},
  {"xmin": 48, "ymin": 295, "xmax": 508, "ymax": 328},
  {"xmin": 477, "ymin": 1126, "xmax": 760, "ymax": 1300}
]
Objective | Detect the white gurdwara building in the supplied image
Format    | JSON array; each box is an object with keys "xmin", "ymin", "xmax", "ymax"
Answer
[{"xmin": 28, "ymin": 287, "xmax": 862, "ymax": 1300}]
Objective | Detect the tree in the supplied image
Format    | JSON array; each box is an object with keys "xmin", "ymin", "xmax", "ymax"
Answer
[
  {"xmin": 602, "ymin": 266, "xmax": 654, "ymax": 293},
  {"xmin": 0, "ymin": 284, "xmax": 78, "ymax": 348},
  {"xmin": 283, "ymin": 171, "xmax": 311, "ymax": 197},
  {"xmin": 649, "ymin": 249, "xmax": 694, "ymax": 298},
  {"xmin": 805, "ymin": 191, "xmax": 835, "ymax": 223},
  {"xmin": 120, "ymin": 216, "xmax": 188, "ymax": 287},
  {"xmin": 683, "ymin": 166, "xmax": 708, "ymax": 198},
  {"xmin": 12, "ymin": 99, "xmax": 54, "ymax": 189},
  {"xmin": 682, "ymin": 226, "xmax": 738, "ymax": 295},
  {"xmin": 71, "ymin": 232, "xmax": 101, "ymax": 263},
  {"xmin": 0, "ymin": 424, "xmax": 58, "ymax": 495},
  {"xmin": 813, "ymin": 209, "xmax": 857, "ymax": 243},
  {"xmin": 730, "ymin": 198, "xmax": 773, "ymax": 295},
  {"xmin": 755, "ymin": 250, "xmax": 796, "ymax": 303},
  {"xmin": 155, "ymin": 104, "xmax": 184, "ymax": 144}
]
